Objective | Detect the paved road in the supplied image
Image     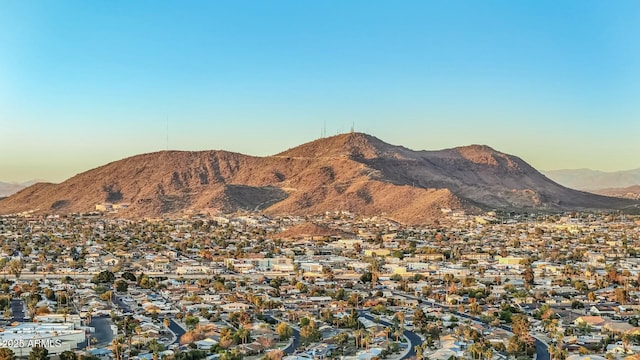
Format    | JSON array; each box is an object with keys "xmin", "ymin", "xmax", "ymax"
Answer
[
  {"xmin": 90, "ymin": 316, "xmax": 115, "ymax": 347},
  {"xmin": 422, "ymin": 299, "xmax": 550, "ymax": 360},
  {"xmin": 169, "ymin": 319, "xmax": 186, "ymax": 344},
  {"xmin": 401, "ymin": 329, "xmax": 422, "ymax": 359},
  {"xmin": 459, "ymin": 311, "xmax": 549, "ymax": 360},
  {"xmin": 10, "ymin": 299, "xmax": 26, "ymax": 321},
  {"xmin": 265, "ymin": 315, "xmax": 301, "ymax": 354},
  {"xmin": 113, "ymin": 294, "xmax": 132, "ymax": 312},
  {"xmin": 534, "ymin": 337, "xmax": 550, "ymax": 360},
  {"xmin": 0, "ymin": 271, "xmax": 245, "ymax": 281},
  {"xmin": 359, "ymin": 312, "xmax": 422, "ymax": 360},
  {"xmin": 281, "ymin": 327, "xmax": 301, "ymax": 354}
]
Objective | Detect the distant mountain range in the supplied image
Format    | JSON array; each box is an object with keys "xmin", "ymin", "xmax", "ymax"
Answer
[
  {"xmin": 0, "ymin": 180, "xmax": 45, "ymax": 197},
  {"xmin": 591, "ymin": 185, "xmax": 640, "ymax": 200},
  {"xmin": 544, "ymin": 168, "xmax": 640, "ymax": 192},
  {"xmin": 1, "ymin": 133, "xmax": 638, "ymax": 223}
]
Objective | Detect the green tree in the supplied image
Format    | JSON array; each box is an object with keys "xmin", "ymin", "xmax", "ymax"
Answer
[
  {"xmin": 99, "ymin": 291, "xmax": 113, "ymax": 303},
  {"xmin": 333, "ymin": 332, "xmax": 349, "ymax": 346},
  {"xmin": 295, "ymin": 282, "xmax": 308, "ymax": 293},
  {"xmin": 122, "ymin": 272, "xmax": 137, "ymax": 282},
  {"xmin": 360, "ymin": 272, "xmax": 373, "ymax": 283},
  {"xmin": 28, "ymin": 346, "xmax": 48, "ymax": 360},
  {"xmin": 522, "ymin": 266, "xmax": 534, "ymax": 288},
  {"xmin": 92, "ymin": 270, "xmax": 115, "ymax": 284},
  {"xmin": 115, "ymin": 279, "xmax": 128, "ymax": 293},
  {"xmin": 506, "ymin": 314, "xmax": 535, "ymax": 357},
  {"xmin": 511, "ymin": 314, "xmax": 530, "ymax": 339},
  {"xmin": 0, "ymin": 348, "xmax": 16, "ymax": 360},
  {"xmin": 571, "ymin": 300, "xmax": 584, "ymax": 309},
  {"xmin": 615, "ymin": 287, "xmax": 629, "ymax": 304},
  {"xmin": 320, "ymin": 308, "xmax": 335, "ymax": 324},
  {"xmin": 58, "ymin": 351, "xmax": 78, "ymax": 360},
  {"xmin": 548, "ymin": 344, "xmax": 567, "ymax": 360},
  {"xmin": 299, "ymin": 317, "xmax": 310, "ymax": 327},
  {"xmin": 394, "ymin": 311, "xmax": 406, "ymax": 331},
  {"xmin": 185, "ymin": 315, "xmax": 200, "ymax": 330},
  {"xmin": 299, "ymin": 320, "xmax": 322, "ymax": 345},
  {"xmin": 9, "ymin": 259, "xmax": 23, "ymax": 280},
  {"xmin": 234, "ymin": 327, "xmax": 251, "ymax": 345},
  {"xmin": 413, "ymin": 308, "xmax": 427, "ymax": 328},
  {"xmin": 147, "ymin": 339, "xmax": 165, "ymax": 355},
  {"xmin": 276, "ymin": 322, "xmax": 293, "ymax": 341},
  {"xmin": 218, "ymin": 349, "xmax": 242, "ymax": 360},
  {"xmin": 469, "ymin": 302, "xmax": 482, "ymax": 316}
]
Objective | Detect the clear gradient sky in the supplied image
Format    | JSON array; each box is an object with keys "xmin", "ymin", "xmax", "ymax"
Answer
[{"xmin": 1, "ymin": 1, "xmax": 639, "ymax": 183}]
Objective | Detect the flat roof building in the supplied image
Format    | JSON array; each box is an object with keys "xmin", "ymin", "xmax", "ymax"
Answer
[{"xmin": 0, "ymin": 323, "xmax": 85, "ymax": 356}]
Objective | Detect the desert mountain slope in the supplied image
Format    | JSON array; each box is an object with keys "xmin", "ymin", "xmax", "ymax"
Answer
[
  {"xmin": 1, "ymin": 133, "xmax": 637, "ymax": 223},
  {"xmin": 273, "ymin": 222, "xmax": 356, "ymax": 241}
]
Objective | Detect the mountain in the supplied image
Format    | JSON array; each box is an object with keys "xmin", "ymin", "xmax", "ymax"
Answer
[
  {"xmin": 0, "ymin": 182, "xmax": 24, "ymax": 197},
  {"xmin": 593, "ymin": 185, "xmax": 640, "ymax": 200},
  {"xmin": 274, "ymin": 223, "xmax": 356, "ymax": 241},
  {"xmin": 0, "ymin": 180, "xmax": 46, "ymax": 197},
  {"xmin": 544, "ymin": 168, "xmax": 640, "ymax": 191},
  {"xmin": 1, "ymin": 133, "xmax": 637, "ymax": 223}
]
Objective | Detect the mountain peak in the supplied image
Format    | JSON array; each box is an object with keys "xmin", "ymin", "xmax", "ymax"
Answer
[
  {"xmin": 277, "ymin": 132, "xmax": 392, "ymax": 160},
  {"xmin": 2, "ymin": 133, "xmax": 638, "ymax": 223},
  {"xmin": 458, "ymin": 144, "xmax": 497, "ymax": 153},
  {"xmin": 453, "ymin": 144, "xmax": 520, "ymax": 168}
]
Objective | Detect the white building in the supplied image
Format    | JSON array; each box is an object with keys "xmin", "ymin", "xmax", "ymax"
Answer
[{"xmin": 0, "ymin": 323, "xmax": 85, "ymax": 356}]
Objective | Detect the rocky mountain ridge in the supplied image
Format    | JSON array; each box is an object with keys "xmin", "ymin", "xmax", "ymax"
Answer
[{"xmin": 1, "ymin": 133, "xmax": 637, "ymax": 223}]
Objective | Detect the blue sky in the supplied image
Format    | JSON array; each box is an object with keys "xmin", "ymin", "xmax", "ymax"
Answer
[{"xmin": 1, "ymin": 1, "xmax": 639, "ymax": 183}]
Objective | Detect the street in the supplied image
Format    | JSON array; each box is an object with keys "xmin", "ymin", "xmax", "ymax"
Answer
[
  {"xmin": 10, "ymin": 299, "xmax": 26, "ymax": 321},
  {"xmin": 359, "ymin": 312, "xmax": 422, "ymax": 360},
  {"xmin": 534, "ymin": 337, "xmax": 550, "ymax": 360},
  {"xmin": 264, "ymin": 315, "xmax": 301, "ymax": 354},
  {"xmin": 89, "ymin": 316, "xmax": 115, "ymax": 347},
  {"xmin": 169, "ymin": 319, "xmax": 186, "ymax": 344},
  {"xmin": 431, "ymin": 302, "xmax": 550, "ymax": 360}
]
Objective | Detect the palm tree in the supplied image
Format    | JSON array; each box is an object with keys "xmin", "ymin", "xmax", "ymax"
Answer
[
  {"xmin": 27, "ymin": 299, "xmax": 37, "ymax": 320},
  {"xmin": 135, "ymin": 325, "xmax": 142, "ymax": 345},
  {"xmin": 395, "ymin": 311, "xmax": 405, "ymax": 331},
  {"xmin": 548, "ymin": 344, "xmax": 559, "ymax": 360},
  {"xmin": 9, "ymin": 259, "xmax": 22, "ymax": 280},
  {"xmin": 354, "ymin": 329, "xmax": 364, "ymax": 348},
  {"xmin": 469, "ymin": 302, "xmax": 482, "ymax": 316},
  {"xmin": 86, "ymin": 307, "xmax": 93, "ymax": 326},
  {"xmin": 468, "ymin": 342, "xmax": 482, "ymax": 359},
  {"xmin": 482, "ymin": 346, "xmax": 493, "ymax": 360},
  {"xmin": 112, "ymin": 337, "xmax": 123, "ymax": 360},
  {"xmin": 61, "ymin": 307, "xmax": 70, "ymax": 324},
  {"xmin": 363, "ymin": 335, "xmax": 371, "ymax": 352},
  {"xmin": 235, "ymin": 327, "xmax": 250, "ymax": 345},
  {"xmin": 393, "ymin": 328, "xmax": 403, "ymax": 342},
  {"xmin": 622, "ymin": 333, "xmax": 632, "ymax": 354}
]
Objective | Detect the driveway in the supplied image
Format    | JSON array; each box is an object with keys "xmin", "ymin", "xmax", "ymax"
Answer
[{"xmin": 10, "ymin": 299, "xmax": 26, "ymax": 321}]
